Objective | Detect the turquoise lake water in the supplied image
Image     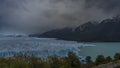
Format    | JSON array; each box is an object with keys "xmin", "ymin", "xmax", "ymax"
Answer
[{"xmin": 79, "ymin": 43, "xmax": 120, "ymax": 61}]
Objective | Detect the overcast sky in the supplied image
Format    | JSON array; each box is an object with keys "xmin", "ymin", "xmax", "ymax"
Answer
[{"xmin": 0, "ymin": 0, "xmax": 120, "ymax": 33}]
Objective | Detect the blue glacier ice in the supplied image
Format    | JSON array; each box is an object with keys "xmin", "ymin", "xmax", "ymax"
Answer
[{"xmin": 0, "ymin": 37, "xmax": 95, "ymax": 63}]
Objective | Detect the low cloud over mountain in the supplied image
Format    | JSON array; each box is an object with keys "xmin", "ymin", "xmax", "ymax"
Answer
[
  {"xmin": 0, "ymin": 0, "xmax": 120, "ymax": 33},
  {"xmin": 33, "ymin": 16, "xmax": 120, "ymax": 42}
]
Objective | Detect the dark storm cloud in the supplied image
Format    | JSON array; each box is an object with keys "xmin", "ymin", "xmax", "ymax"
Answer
[
  {"xmin": 85, "ymin": 0, "xmax": 120, "ymax": 14},
  {"xmin": 0, "ymin": 0, "xmax": 119, "ymax": 33}
]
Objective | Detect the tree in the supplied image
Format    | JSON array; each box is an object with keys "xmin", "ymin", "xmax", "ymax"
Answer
[
  {"xmin": 86, "ymin": 56, "xmax": 92, "ymax": 63},
  {"xmin": 67, "ymin": 52, "xmax": 81, "ymax": 68},
  {"xmin": 85, "ymin": 56, "xmax": 94, "ymax": 68},
  {"xmin": 95, "ymin": 55, "xmax": 106, "ymax": 65},
  {"xmin": 106, "ymin": 56, "xmax": 112, "ymax": 63},
  {"xmin": 114, "ymin": 53, "xmax": 120, "ymax": 61}
]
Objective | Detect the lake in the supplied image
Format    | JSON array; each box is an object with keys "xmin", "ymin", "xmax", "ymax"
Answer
[
  {"xmin": 0, "ymin": 37, "xmax": 120, "ymax": 61},
  {"xmin": 79, "ymin": 42, "xmax": 120, "ymax": 61}
]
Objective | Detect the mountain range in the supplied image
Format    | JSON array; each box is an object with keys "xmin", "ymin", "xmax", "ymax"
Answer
[{"xmin": 29, "ymin": 16, "xmax": 120, "ymax": 42}]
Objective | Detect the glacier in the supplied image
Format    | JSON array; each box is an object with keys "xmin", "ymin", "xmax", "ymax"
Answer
[{"xmin": 0, "ymin": 37, "xmax": 95, "ymax": 63}]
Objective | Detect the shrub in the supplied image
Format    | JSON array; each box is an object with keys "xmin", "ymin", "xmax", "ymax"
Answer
[
  {"xmin": 106, "ymin": 56, "xmax": 112, "ymax": 63},
  {"xmin": 95, "ymin": 55, "xmax": 106, "ymax": 65},
  {"xmin": 67, "ymin": 52, "xmax": 81, "ymax": 68},
  {"xmin": 114, "ymin": 53, "xmax": 120, "ymax": 61}
]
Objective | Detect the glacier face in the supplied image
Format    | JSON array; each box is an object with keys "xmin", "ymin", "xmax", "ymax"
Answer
[{"xmin": 0, "ymin": 37, "xmax": 95, "ymax": 57}]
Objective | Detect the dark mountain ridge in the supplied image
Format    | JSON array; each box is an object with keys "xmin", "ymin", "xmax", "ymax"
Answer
[{"xmin": 29, "ymin": 16, "xmax": 120, "ymax": 42}]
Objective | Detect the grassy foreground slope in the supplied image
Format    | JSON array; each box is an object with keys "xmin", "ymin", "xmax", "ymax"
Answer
[{"xmin": 93, "ymin": 61, "xmax": 120, "ymax": 68}]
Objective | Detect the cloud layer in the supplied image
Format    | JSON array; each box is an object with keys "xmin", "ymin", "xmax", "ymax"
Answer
[
  {"xmin": 85, "ymin": 0, "xmax": 120, "ymax": 14},
  {"xmin": 0, "ymin": 0, "xmax": 119, "ymax": 33}
]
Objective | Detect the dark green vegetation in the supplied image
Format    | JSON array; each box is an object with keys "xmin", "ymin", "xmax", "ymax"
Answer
[
  {"xmin": 0, "ymin": 52, "xmax": 120, "ymax": 68},
  {"xmin": 0, "ymin": 52, "xmax": 81, "ymax": 68},
  {"xmin": 90, "ymin": 53, "xmax": 120, "ymax": 68},
  {"xmin": 30, "ymin": 16, "xmax": 120, "ymax": 42}
]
